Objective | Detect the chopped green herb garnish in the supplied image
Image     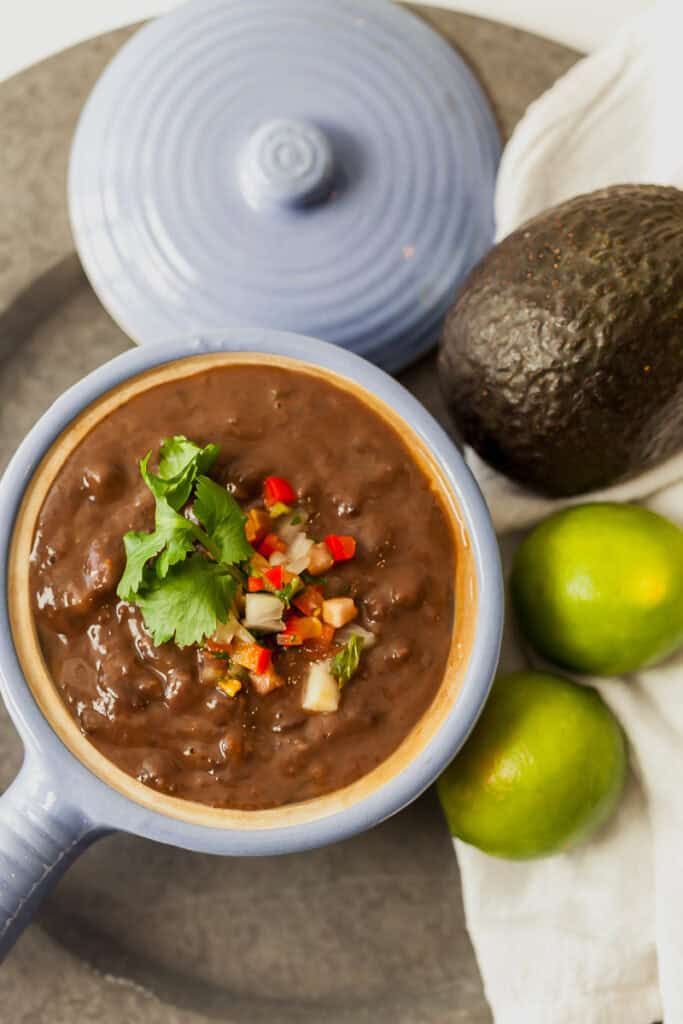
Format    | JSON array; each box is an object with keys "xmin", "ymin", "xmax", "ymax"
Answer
[
  {"xmin": 117, "ymin": 438, "xmax": 254, "ymax": 647},
  {"xmin": 158, "ymin": 435, "xmax": 219, "ymax": 481},
  {"xmin": 290, "ymin": 514, "xmax": 303, "ymax": 526},
  {"xmin": 193, "ymin": 475, "xmax": 253, "ymax": 565},
  {"xmin": 274, "ymin": 576, "xmax": 303, "ymax": 608},
  {"xmin": 117, "ymin": 494, "xmax": 197, "ymax": 600},
  {"xmin": 141, "ymin": 437, "xmax": 219, "ymax": 510},
  {"xmin": 136, "ymin": 556, "xmax": 237, "ymax": 648},
  {"xmin": 301, "ymin": 570, "xmax": 327, "ymax": 588},
  {"xmin": 330, "ymin": 634, "xmax": 364, "ymax": 689}
]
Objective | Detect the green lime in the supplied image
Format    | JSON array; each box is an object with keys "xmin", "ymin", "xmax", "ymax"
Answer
[
  {"xmin": 437, "ymin": 671, "xmax": 627, "ymax": 859},
  {"xmin": 511, "ymin": 503, "xmax": 683, "ymax": 675}
]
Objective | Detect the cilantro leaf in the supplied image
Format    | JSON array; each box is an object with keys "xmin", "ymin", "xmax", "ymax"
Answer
[
  {"xmin": 136, "ymin": 555, "xmax": 236, "ymax": 648},
  {"xmin": 117, "ymin": 497, "xmax": 197, "ymax": 600},
  {"xmin": 193, "ymin": 475, "xmax": 253, "ymax": 565},
  {"xmin": 141, "ymin": 438, "xmax": 219, "ymax": 511},
  {"xmin": 158, "ymin": 435, "xmax": 219, "ymax": 481},
  {"xmin": 117, "ymin": 529, "xmax": 168, "ymax": 602},
  {"xmin": 330, "ymin": 635, "xmax": 364, "ymax": 689},
  {"xmin": 154, "ymin": 500, "xmax": 198, "ymax": 578},
  {"xmin": 116, "ymin": 436, "xmax": 254, "ymax": 648}
]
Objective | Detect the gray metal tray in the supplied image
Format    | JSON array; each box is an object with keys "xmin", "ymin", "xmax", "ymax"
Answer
[{"xmin": 0, "ymin": 11, "xmax": 578, "ymax": 1022}]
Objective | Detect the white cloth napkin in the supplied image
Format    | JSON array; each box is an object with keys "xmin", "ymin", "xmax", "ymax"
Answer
[{"xmin": 453, "ymin": 4, "xmax": 683, "ymax": 1022}]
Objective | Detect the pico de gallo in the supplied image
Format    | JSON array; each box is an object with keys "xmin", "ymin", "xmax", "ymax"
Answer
[{"xmin": 116, "ymin": 440, "xmax": 375, "ymax": 715}]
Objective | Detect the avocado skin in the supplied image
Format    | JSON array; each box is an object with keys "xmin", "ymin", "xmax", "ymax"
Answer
[{"xmin": 438, "ymin": 185, "xmax": 683, "ymax": 496}]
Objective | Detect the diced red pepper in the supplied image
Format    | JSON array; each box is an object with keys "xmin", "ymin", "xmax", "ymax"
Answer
[
  {"xmin": 257, "ymin": 533, "xmax": 287, "ymax": 559},
  {"xmin": 264, "ymin": 565, "xmax": 284, "ymax": 590},
  {"xmin": 233, "ymin": 642, "xmax": 272, "ymax": 674},
  {"xmin": 247, "ymin": 576, "xmax": 265, "ymax": 592},
  {"xmin": 254, "ymin": 646, "xmax": 272, "ymax": 674},
  {"xmin": 293, "ymin": 585, "xmax": 324, "ymax": 617},
  {"xmin": 324, "ymin": 534, "xmax": 357, "ymax": 562},
  {"xmin": 263, "ymin": 476, "xmax": 297, "ymax": 508}
]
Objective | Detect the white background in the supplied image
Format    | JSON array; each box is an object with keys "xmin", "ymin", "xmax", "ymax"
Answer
[{"xmin": 0, "ymin": 0, "xmax": 653, "ymax": 83}]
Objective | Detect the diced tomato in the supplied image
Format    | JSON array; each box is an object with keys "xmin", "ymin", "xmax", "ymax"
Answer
[
  {"xmin": 293, "ymin": 585, "xmax": 324, "ymax": 617},
  {"xmin": 247, "ymin": 576, "xmax": 265, "ymax": 592},
  {"xmin": 245, "ymin": 507, "xmax": 271, "ymax": 545},
  {"xmin": 232, "ymin": 642, "xmax": 272, "ymax": 674},
  {"xmin": 258, "ymin": 533, "xmax": 287, "ymax": 559},
  {"xmin": 324, "ymin": 534, "xmax": 357, "ymax": 562},
  {"xmin": 264, "ymin": 565, "xmax": 284, "ymax": 590},
  {"xmin": 263, "ymin": 476, "xmax": 297, "ymax": 508},
  {"xmin": 278, "ymin": 614, "xmax": 322, "ymax": 646}
]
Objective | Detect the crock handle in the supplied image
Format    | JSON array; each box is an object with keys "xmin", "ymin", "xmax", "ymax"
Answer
[{"xmin": 0, "ymin": 756, "xmax": 100, "ymax": 961}]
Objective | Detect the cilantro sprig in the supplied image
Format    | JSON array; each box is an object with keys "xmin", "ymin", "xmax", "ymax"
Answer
[
  {"xmin": 330, "ymin": 635, "xmax": 364, "ymax": 689},
  {"xmin": 116, "ymin": 436, "xmax": 254, "ymax": 648}
]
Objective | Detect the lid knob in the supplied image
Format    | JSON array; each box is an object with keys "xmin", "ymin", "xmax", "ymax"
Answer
[{"xmin": 239, "ymin": 118, "xmax": 334, "ymax": 212}]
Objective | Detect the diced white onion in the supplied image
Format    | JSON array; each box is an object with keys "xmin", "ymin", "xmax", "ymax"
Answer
[
  {"xmin": 335, "ymin": 624, "xmax": 377, "ymax": 649},
  {"xmin": 210, "ymin": 616, "xmax": 240, "ymax": 646},
  {"xmin": 302, "ymin": 660, "xmax": 340, "ymax": 712},
  {"xmin": 269, "ymin": 551, "xmax": 288, "ymax": 566},
  {"xmin": 236, "ymin": 623, "xmax": 256, "ymax": 644},
  {"xmin": 242, "ymin": 593, "xmax": 285, "ymax": 633},
  {"xmin": 277, "ymin": 508, "xmax": 309, "ymax": 544},
  {"xmin": 285, "ymin": 532, "xmax": 314, "ymax": 575}
]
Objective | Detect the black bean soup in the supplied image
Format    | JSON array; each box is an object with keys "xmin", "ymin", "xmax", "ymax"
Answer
[{"xmin": 30, "ymin": 364, "xmax": 456, "ymax": 809}]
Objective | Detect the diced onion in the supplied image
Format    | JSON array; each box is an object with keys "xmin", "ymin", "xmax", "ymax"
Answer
[
  {"xmin": 277, "ymin": 508, "xmax": 309, "ymax": 544},
  {"xmin": 236, "ymin": 623, "xmax": 256, "ymax": 644},
  {"xmin": 269, "ymin": 551, "xmax": 288, "ymax": 566},
  {"xmin": 210, "ymin": 616, "xmax": 240, "ymax": 646},
  {"xmin": 302, "ymin": 660, "xmax": 340, "ymax": 712},
  {"xmin": 285, "ymin": 532, "xmax": 314, "ymax": 575},
  {"xmin": 242, "ymin": 593, "xmax": 285, "ymax": 633}
]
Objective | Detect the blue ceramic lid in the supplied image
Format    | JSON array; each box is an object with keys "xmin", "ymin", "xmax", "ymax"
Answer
[{"xmin": 68, "ymin": 0, "xmax": 500, "ymax": 371}]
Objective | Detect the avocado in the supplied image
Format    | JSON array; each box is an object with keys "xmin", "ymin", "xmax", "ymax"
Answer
[{"xmin": 438, "ymin": 184, "xmax": 683, "ymax": 496}]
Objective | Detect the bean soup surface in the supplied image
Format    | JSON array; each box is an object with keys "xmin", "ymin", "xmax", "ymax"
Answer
[{"xmin": 30, "ymin": 365, "xmax": 456, "ymax": 809}]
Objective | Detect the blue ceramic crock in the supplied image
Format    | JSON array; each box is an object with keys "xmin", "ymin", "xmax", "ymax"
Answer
[{"xmin": 0, "ymin": 330, "xmax": 503, "ymax": 959}]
